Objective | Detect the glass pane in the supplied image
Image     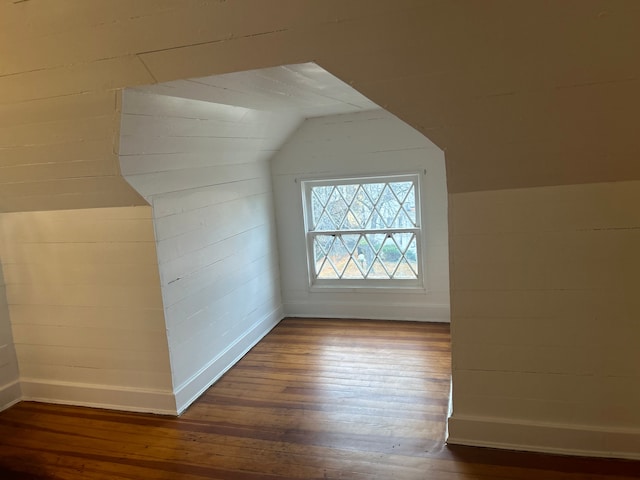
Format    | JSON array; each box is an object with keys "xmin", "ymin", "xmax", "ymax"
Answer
[
  {"xmin": 380, "ymin": 236, "xmax": 401, "ymax": 275},
  {"xmin": 317, "ymin": 260, "xmax": 338, "ymax": 279},
  {"xmin": 390, "ymin": 181, "xmax": 412, "ymax": 200},
  {"xmin": 307, "ymin": 176, "xmax": 420, "ymax": 283},
  {"xmin": 364, "ymin": 233, "xmax": 385, "ymax": 254},
  {"xmin": 363, "ymin": 182, "xmax": 384, "ymax": 205},
  {"xmin": 342, "ymin": 258, "xmax": 364, "ymax": 279},
  {"xmin": 325, "ymin": 188, "xmax": 348, "ymax": 230},
  {"xmin": 368, "ymin": 257, "xmax": 389, "ymax": 279},
  {"xmin": 337, "ymin": 184, "xmax": 357, "ymax": 206},
  {"xmin": 376, "ymin": 185, "xmax": 402, "ymax": 228},
  {"xmin": 401, "ymin": 185, "xmax": 417, "ymax": 225},
  {"xmin": 394, "ymin": 258, "xmax": 416, "ymax": 279},
  {"xmin": 340, "ymin": 234, "xmax": 360, "ymax": 254},
  {"xmin": 326, "ymin": 235, "xmax": 349, "ymax": 277},
  {"xmin": 354, "ymin": 186, "xmax": 374, "ymax": 229},
  {"xmin": 405, "ymin": 237, "xmax": 418, "ymax": 275}
]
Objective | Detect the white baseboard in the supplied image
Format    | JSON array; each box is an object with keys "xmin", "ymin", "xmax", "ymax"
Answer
[
  {"xmin": 0, "ymin": 379, "xmax": 22, "ymax": 412},
  {"xmin": 20, "ymin": 378, "xmax": 177, "ymax": 415},
  {"xmin": 447, "ymin": 414, "xmax": 640, "ymax": 461},
  {"xmin": 283, "ymin": 301, "xmax": 449, "ymax": 322},
  {"xmin": 173, "ymin": 306, "xmax": 284, "ymax": 414}
]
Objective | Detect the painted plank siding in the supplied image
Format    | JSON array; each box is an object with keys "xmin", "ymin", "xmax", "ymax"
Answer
[
  {"xmin": 271, "ymin": 110, "xmax": 450, "ymax": 322},
  {"xmin": 120, "ymin": 90, "xmax": 294, "ymax": 412},
  {"xmin": 0, "ymin": 206, "xmax": 175, "ymax": 414},
  {"xmin": 0, "ymin": 0, "xmax": 637, "ymax": 461},
  {"xmin": 1, "ymin": 2, "xmax": 638, "ymax": 212},
  {"xmin": 0, "ymin": 262, "xmax": 20, "ymax": 411},
  {"xmin": 447, "ymin": 180, "xmax": 640, "ymax": 459},
  {"xmin": 0, "ymin": 90, "xmax": 144, "ymax": 212}
]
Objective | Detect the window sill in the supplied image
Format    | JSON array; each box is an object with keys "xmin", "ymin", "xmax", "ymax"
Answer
[{"xmin": 309, "ymin": 284, "xmax": 427, "ymax": 295}]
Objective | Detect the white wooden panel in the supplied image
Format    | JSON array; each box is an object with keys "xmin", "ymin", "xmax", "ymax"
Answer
[
  {"xmin": 160, "ymin": 228, "xmax": 272, "ymax": 306},
  {"xmin": 0, "ymin": 161, "xmax": 117, "ymax": 185},
  {"xmin": 124, "ymin": 163, "xmax": 268, "ymax": 199},
  {"xmin": 120, "ymin": 135, "xmax": 275, "ymax": 156},
  {"xmin": 0, "ymin": 91, "xmax": 116, "ymax": 128},
  {"xmin": 0, "ymin": 207, "xmax": 173, "ymax": 404},
  {"xmin": 15, "ymin": 363, "xmax": 169, "ymax": 391},
  {"xmin": 270, "ymin": 110, "xmax": 449, "ymax": 322},
  {"xmin": 0, "ymin": 1, "xmax": 181, "ymax": 44},
  {"xmin": 0, "ymin": 187, "xmax": 147, "ymax": 214},
  {"xmin": 0, "ymin": 115, "xmax": 114, "ymax": 147},
  {"xmin": 0, "ymin": 55, "xmax": 153, "ymax": 105},
  {"xmin": 152, "ymin": 177, "xmax": 270, "ymax": 218},
  {"xmin": 136, "ymin": 62, "xmax": 379, "ymax": 117},
  {"xmin": 448, "ymin": 180, "xmax": 640, "ymax": 459},
  {"xmin": 1, "ymin": 241, "xmax": 159, "ymax": 266},
  {"xmin": 155, "ymin": 195, "xmax": 270, "ymax": 262},
  {"xmin": 0, "ymin": 138, "xmax": 115, "ymax": 168},
  {"xmin": 2, "ymin": 214, "xmax": 154, "ymax": 243},
  {"xmin": 6, "ymin": 284, "xmax": 163, "ymax": 309},
  {"xmin": 9, "ymin": 305, "xmax": 165, "ymax": 332},
  {"xmin": 120, "ymin": 114, "xmax": 269, "ymax": 138},
  {"xmin": 0, "ymin": 276, "xmax": 21, "ymax": 409},
  {"xmin": 11, "ymin": 324, "xmax": 167, "ymax": 353},
  {"xmin": 0, "ymin": 176, "xmax": 138, "ymax": 202},
  {"xmin": 14, "ymin": 343, "xmax": 172, "ymax": 373},
  {"xmin": 122, "ymin": 90, "xmax": 251, "ymax": 122},
  {"xmin": 4, "ymin": 263, "xmax": 160, "ymax": 288},
  {"xmin": 164, "ymin": 256, "xmax": 278, "ymax": 329},
  {"xmin": 170, "ymin": 279, "xmax": 281, "ymax": 384},
  {"xmin": 119, "ymin": 90, "xmax": 285, "ymax": 408},
  {"xmin": 158, "ymin": 224, "xmax": 271, "ymax": 287}
]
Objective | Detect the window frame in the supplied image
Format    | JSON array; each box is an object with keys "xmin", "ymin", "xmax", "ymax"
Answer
[{"xmin": 301, "ymin": 172, "xmax": 425, "ymax": 291}]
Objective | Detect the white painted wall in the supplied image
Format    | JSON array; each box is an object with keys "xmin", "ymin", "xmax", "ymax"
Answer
[
  {"xmin": 271, "ymin": 110, "xmax": 449, "ymax": 321},
  {"xmin": 120, "ymin": 90, "xmax": 299, "ymax": 412},
  {"xmin": 447, "ymin": 180, "xmax": 640, "ymax": 460},
  {"xmin": 0, "ymin": 262, "xmax": 20, "ymax": 411},
  {"xmin": 0, "ymin": 206, "xmax": 174, "ymax": 413}
]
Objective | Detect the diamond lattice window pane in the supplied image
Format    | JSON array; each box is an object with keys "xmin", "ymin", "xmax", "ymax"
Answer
[
  {"xmin": 401, "ymin": 185, "xmax": 417, "ymax": 226},
  {"xmin": 317, "ymin": 260, "xmax": 339, "ymax": 279},
  {"xmin": 368, "ymin": 257, "xmax": 389, "ymax": 279},
  {"xmin": 306, "ymin": 175, "xmax": 421, "ymax": 283},
  {"xmin": 342, "ymin": 258, "xmax": 364, "ymax": 279}
]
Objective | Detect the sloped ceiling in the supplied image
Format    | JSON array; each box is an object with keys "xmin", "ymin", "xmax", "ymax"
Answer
[
  {"xmin": 120, "ymin": 63, "xmax": 386, "ymax": 200},
  {"xmin": 131, "ymin": 63, "xmax": 380, "ymax": 118},
  {"xmin": 1, "ymin": 1, "xmax": 639, "ymax": 212}
]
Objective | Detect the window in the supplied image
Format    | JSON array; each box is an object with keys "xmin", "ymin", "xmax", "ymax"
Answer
[{"xmin": 302, "ymin": 174, "xmax": 423, "ymax": 288}]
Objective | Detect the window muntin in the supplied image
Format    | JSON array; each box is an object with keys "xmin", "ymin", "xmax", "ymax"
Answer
[{"xmin": 302, "ymin": 174, "xmax": 422, "ymax": 287}]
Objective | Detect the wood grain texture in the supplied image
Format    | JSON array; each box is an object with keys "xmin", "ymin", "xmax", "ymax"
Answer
[{"xmin": 1, "ymin": 318, "xmax": 638, "ymax": 479}]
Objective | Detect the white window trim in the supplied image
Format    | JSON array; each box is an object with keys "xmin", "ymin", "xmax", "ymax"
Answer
[{"xmin": 301, "ymin": 173, "xmax": 426, "ymax": 291}]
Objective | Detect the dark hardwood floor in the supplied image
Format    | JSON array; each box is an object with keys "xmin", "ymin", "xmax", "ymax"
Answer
[{"xmin": 0, "ymin": 318, "xmax": 638, "ymax": 479}]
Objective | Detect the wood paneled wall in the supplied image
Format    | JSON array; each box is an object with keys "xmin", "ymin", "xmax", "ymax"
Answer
[
  {"xmin": 0, "ymin": 207, "xmax": 175, "ymax": 413},
  {"xmin": 271, "ymin": 110, "xmax": 450, "ymax": 321},
  {"xmin": 0, "ymin": 0, "xmax": 639, "ymax": 461},
  {"xmin": 0, "ymin": 90, "xmax": 145, "ymax": 212},
  {"xmin": 120, "ymin": 90, "xmax": 297, "ymax": 412},
  {"xmin": 0, "ymin": 262, "xmax": 20, "ymax": 411},
  {"xmin": 447, "ymin": 180, "xmax": 640, "ymax": 459},
  {"xmin": 1, "ymin": 1, "xmax": 639, "ymax": 212}
]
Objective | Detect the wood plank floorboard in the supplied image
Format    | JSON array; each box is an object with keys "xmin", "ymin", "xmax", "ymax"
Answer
[{"xmin": 0, "ymin": 318, "xmax": 638, "ymax": 479}]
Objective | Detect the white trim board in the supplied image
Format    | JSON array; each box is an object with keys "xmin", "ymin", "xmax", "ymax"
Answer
[
  {"xmin": 282, "ymin": 302, "xmax": 450, "ymax": 323},
  {"xmin": 0, "ymin": 379, "xmax": 22, "ymax": 412},
  {"xmin": 20, "ymin": 378, "xmax": 177, "ymax": 415},
  {"xmin": 447, "ymin": 415, "xmax": 640, "ymax": 461},
  {"xmin": 173, "ymin": 307, "xmax": 284, "ymax": 414}
]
